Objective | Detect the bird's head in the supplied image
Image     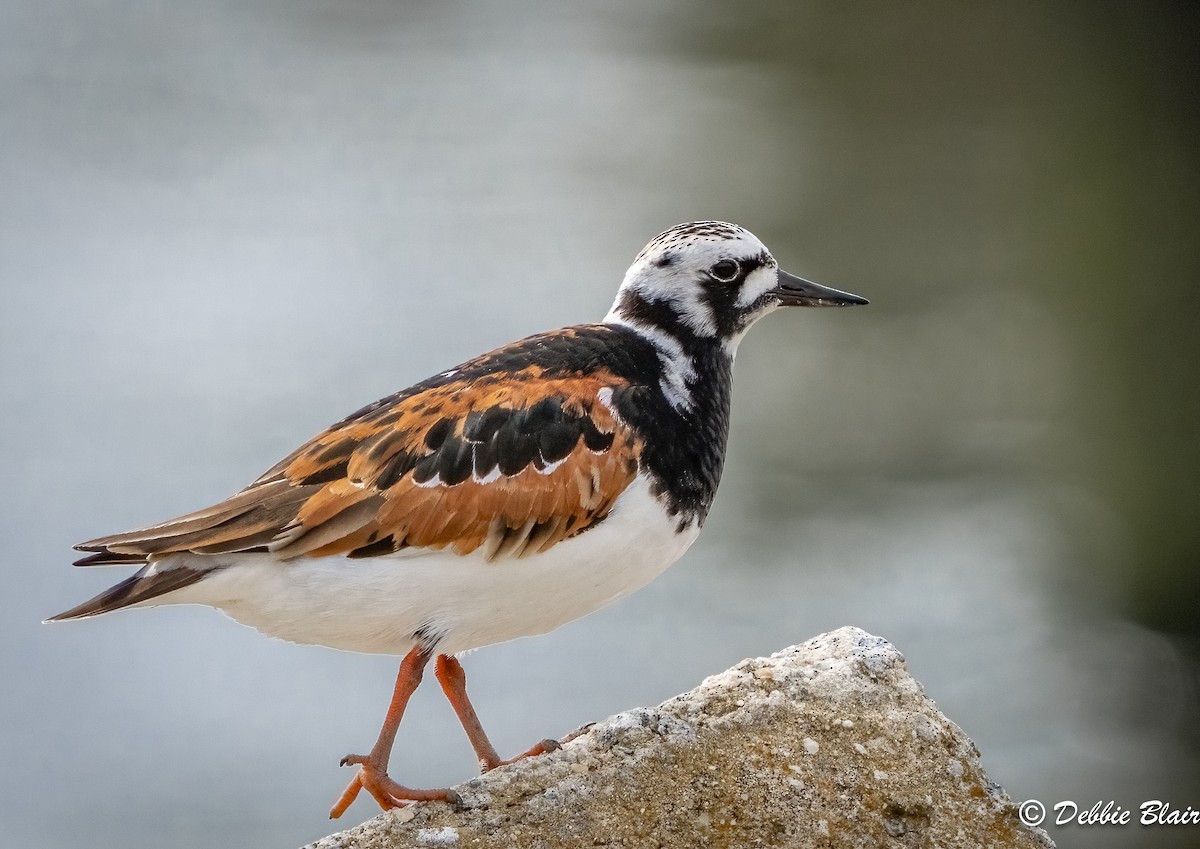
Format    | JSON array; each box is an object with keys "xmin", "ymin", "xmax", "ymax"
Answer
[{"xmin": 605, "ymin": 221, "xmax": 867, "ymax": 354}]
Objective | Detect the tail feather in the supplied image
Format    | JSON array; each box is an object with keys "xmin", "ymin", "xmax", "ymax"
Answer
[
  {"xmin": 47, "ymin": 563, "xmax": 214, "ymax": 622},
  {"xmin": 72, "ymin": 551, "xmax": 148, "ymax": 567}
]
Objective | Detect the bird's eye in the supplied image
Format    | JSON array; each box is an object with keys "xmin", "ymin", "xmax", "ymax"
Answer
[{"xmin": 710, "ymin": 260, "xmax": 740, "ymax": 282}]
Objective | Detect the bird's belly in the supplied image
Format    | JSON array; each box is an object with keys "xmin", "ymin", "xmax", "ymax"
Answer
[{"xmin": 180, "ymin": 476, "xmax": 698, "ymax": 655}]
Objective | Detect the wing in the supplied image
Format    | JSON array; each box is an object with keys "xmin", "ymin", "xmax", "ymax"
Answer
[{"xmin": 74, "ymin": 360, "xmax": 643, "ymax": 565}]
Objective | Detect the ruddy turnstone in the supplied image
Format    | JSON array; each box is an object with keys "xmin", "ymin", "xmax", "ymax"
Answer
[{"xmin": 51, "ymin": 221, "xmax": 867, "ymax": 817}]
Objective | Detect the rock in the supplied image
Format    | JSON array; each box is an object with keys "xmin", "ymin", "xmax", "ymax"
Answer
[{"xmin": 305, "ymin": 627, "xmax": 1053, "ymax": 849}]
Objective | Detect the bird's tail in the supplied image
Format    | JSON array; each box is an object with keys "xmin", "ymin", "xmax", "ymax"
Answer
[{"xmin": 46, "ymin": 562, "xmax": 212, "ymax": 622}]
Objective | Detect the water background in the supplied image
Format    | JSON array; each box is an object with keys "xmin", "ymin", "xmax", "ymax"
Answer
[{"xmin": 2, "ymin": 2, "xmax": 1197, "ymax": 847}]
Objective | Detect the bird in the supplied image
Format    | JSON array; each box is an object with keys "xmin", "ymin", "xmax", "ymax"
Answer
[{"xmin": 50, "ymin": 220, "xmax": 867, "ymax": 818}]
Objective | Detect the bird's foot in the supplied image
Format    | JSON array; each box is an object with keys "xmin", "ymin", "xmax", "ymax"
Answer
[
  {"xmin": 481, "ymin": 737, "xmax": 561, "ymax": 772},
  {"xmin": 329, "ymin": 753, "xmax": 459, "ymax": 819}
]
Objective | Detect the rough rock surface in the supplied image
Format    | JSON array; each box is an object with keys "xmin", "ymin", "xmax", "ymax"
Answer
[{"xmin": 306, "ymin": 627, "xmax": 1052, "ymax": 849}]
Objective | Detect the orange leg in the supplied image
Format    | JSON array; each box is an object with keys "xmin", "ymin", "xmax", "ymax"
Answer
[
  {"xmin": 329, "ymin": 645, "xmax": 458, "ymax": 819},
  {"xmin": 434, "ymin": 654, "xmax": 560, "ymax": 773}
]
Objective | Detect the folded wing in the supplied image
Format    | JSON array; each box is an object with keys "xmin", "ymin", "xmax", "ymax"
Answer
[{"xmin": 75, "ymin": 368, "xmax": 642, "ymax": 567}]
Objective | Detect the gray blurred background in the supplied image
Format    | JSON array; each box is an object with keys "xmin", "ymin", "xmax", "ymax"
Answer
[{"xmin": 3, "ymin": 2, "xmax": 1198, "ymax": 847}]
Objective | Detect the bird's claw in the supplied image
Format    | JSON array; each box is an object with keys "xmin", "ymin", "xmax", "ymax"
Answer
[
  {"xmin": 329, "ymin": 756, "xmax": 457, "ymax": 819},
  {"xmin": 486, "ymin": 736, "xmax": 562, "ymax": 771}
]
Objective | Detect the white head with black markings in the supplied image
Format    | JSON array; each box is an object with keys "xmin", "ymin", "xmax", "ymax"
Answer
[{"xmin": 605, "ymin": 220, "xmax": 868, "ymax": 357}]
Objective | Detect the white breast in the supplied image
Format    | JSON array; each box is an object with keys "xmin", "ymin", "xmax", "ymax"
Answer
[{"xmin": 157, "ymin": 474, "xmax": 698, "ymax": 655}]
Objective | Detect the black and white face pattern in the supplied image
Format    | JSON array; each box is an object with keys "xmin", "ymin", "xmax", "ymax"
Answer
[{"xmin": 605, "ymin": 221, "xmax": 789, "ymax": 353}]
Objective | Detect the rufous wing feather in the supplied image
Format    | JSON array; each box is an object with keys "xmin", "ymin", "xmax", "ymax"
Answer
[{"xmin": 70, "ymin": 366, "xmax": 643, "ymax": 571}]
